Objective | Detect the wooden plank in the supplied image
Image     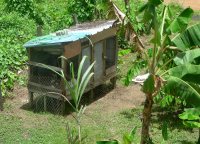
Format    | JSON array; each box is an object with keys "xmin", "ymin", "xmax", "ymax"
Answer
[
  {"xmin": 28, "ymin": 91, "xmax": 34, "ymax": 108},
  {"xmin": 115, "ymin": 36, "xmax": 119, "ymax": 64},
  {"xmin": 64, "ymin": 41, "xmax": 81, "ymax": 58},
  {"xmin": 44, "ymin": 96, "xmax": 47, "ymax": 111},
  {"xmin": 28, "ymin": 82, "xmax": 62, "ymax": 93},
  {"xmin": 90, "ymin": 41, "xmax": 95, "ymax": 101},
  {"xmin": 94, "ymin": 42, "xmax": 104, "ymax": 82},
  {"xmin": 61, "ymin": 56, "xmax": 67, "ymax": 97},
  {"xmin": 28, "ymin": 61, "xmax": 62, "ymax": 72},
  {"xmin": 103, "ymin": 39, "xmax": 106, "ymax": 75}
]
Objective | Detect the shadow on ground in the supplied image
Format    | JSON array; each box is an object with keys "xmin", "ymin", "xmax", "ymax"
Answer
[
  {"xmin": 20, "ymin": 82, "xmax": 115, "ymax": 116},
  {"xmin": 151, "ymin": 106, "xmax": 195, "ymax": 133}
]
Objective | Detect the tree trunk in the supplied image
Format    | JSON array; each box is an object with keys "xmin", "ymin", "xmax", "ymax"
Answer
[
  {"xmin": 36, "ymin": 25, "xmax": 43, "ymax": 36},
  {"xmin": 141, "ymin": 93, "xmax": 153, "ymax": 144}
]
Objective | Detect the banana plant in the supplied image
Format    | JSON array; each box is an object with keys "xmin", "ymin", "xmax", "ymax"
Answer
[
  {"xmin": 162, "ymin": 48, "xmax": 200, "ymax": 143},
  {"xmin": 124, "ymin": 0, "xmax": 200, "ymax": 143},
  {"xmin": 41, "ymin": 56, "xmax": 95, "ymax": 144}
]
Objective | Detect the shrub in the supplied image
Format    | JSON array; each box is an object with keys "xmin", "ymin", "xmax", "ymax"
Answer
[{"xmin": 0, "ymin": 12, "xmax": 36, "ymax": 96}]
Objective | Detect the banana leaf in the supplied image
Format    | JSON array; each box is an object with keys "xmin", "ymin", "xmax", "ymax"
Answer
[
  {"xmin": 167, "ymin": 64, "xmax": 200, "ymax": 85},
  {"xmin": 167, "ymin": 8, "xmax": 193, "ymax": 34},
  {"xmin": 179, "ymin": 107, "xmax": 200, "ymax": 128},
  {"xmin": 172, "ymin": 23, "xmax": 200, "ymax": 51},
  {"xmin": 174, "ymin": 49, "xmax": 200, "ymax": 65},
  {"xmin": 164, "ymin": 76, "xmax": 200, "ymax": 107}
]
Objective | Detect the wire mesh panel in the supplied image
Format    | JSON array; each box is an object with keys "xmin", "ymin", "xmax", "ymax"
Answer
[
  {"xmin": 32, "ymin": 91, "xmax": 65, "ymax": 114},
  {"xmin": 29, "ymin": 64, "xmax": 62, "ymax": 89},
  {"xmin": 28, "ymin": 63, "xmax": 65, "ymax": 114}
]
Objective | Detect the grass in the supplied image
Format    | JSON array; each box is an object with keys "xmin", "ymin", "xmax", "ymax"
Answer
[
  {"xmin": 0, "ymin": 103, "xmax": 198, "ymax": 144},
  {"xmin": 0, "ymin": 49, "xmax": 199, "ymax": 144}
]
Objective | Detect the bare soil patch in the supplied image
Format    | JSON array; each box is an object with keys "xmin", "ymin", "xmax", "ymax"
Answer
[
  {"xmin": 4, "ymin": 83, "xmax": 145, "ymax": 117},
  {"xmin": 164, "ymin": 0, "xmax": 200, "ymax": 10},
  {"xmin": 87, "ymin": 84, "xmax": 145, "ymax": 114}
]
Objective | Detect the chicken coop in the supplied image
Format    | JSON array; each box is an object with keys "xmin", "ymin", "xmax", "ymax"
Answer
[{"xmin": 24, "ymin": 20, "xmax": 119, "ymax": 114}]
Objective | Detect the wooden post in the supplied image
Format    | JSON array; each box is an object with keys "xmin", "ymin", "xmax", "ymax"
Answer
[
  {"xmin": 44, "ymin": 95, "xmax": 47, "ymax": 112},
  {"xmin": 110, "ymin": 76, "xmax": 117, "ymax": 88},
  {"xmin": 90, "ymin": 43, "xmax": 95, "ymax": 101},
  {"xmin": 61, "ymin": 56, "xmax": 67, "ymax": 115},
  {"xmin": 36, "ymin": 25, "xmax": 43, "ymax": 36},
  {"xmin": 72, "ymin": 14, "xmax": 79, "ymax": 25},
  {"xmin": 29, "ymin": 91, "xmax": 34, "ymax": 108},
  {"xmin": 61, "ymin": 98, "xmax": 66, "ymax": 115},
  {"xmin": 103, "ymin": 39, "xmax": 106, "ymax": 76},
  {"xmin": 0, "ymin": 80, "xmax": 3, "ymax": 111}
]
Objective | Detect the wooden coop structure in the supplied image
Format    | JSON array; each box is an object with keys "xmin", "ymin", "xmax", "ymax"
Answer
[{"xmin": 24, "ymin": 20, "xmax": 118, "ymax": 113}]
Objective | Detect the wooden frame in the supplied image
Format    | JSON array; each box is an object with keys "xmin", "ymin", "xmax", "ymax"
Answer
[{"xmin": 27, "ymin": 26, "xmax": 118, "ymax": 113}]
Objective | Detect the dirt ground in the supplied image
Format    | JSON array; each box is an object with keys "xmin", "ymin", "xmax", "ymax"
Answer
[
  {"xmin": 4, "ymin": 83, "xmax": 145, "ymax": 117},
  {"xmin": 3, "ymin": 0, "xmax": 199, "ymax": 118},
  {"xmin": 164, "ymin": 0, "xmax": 200, "ymax": 10}
]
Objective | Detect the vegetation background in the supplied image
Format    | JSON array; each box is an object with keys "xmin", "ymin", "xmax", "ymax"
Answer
[{"xmin": 0, "ymin": 0, "xmax": 200, "ymax": 143}]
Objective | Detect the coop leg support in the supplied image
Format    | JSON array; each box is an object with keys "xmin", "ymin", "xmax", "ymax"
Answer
[
  {"xmin": 29, "ymin": 91, "xmax": 34, "ymax": 108},
  {"xmin": 61, "ymin": 100, "xmax": 66, "ymax": 116},
  {"xmin": 110, "ymin": 76, "xmax": 117, "ymax": 88},
  {"xmin": 89, "ymin": 88, "xmax": 94, "ymax": 102},
  {"xmin": 44, "ymin": 96, "xmax": 47, "ymax": 112}
]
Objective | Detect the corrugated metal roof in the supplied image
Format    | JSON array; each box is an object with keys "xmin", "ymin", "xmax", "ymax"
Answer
[{"xmin": 24, "ymin": 20, "xmax": 116, "ymax": 48}]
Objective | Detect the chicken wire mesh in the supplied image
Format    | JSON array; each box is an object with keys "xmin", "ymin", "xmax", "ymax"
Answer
[
  {"xmin": 28, "ymin": 63, "xmax": 117, "ymax": 114},
  {"xmin": 31, "ymin": 91, "xmax": 65, "ymax": 114},
  {"xmin": 29, "ymin": 64, "xmax": 62, "ymax": 89},
  {"xmin": 28, "ymin": 64, "xmax": 65, "ymax": 114}
]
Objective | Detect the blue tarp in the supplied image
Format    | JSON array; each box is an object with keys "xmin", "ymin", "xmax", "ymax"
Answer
[{"xmin": 24, "ymin": 31, "xmax": 93, "ymax": 48}]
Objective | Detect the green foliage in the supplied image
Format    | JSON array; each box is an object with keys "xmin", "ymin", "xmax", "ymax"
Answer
[
  {"xmin": 42, "ymin": 56, "xmax": 95, "ymax": 143},
  {"xmin": 95, "ymin": 0, "xmax": 114, "ymax": 19},
  {"xmin": 67, "ymin": 0, "xmax": 96, "ymax": 22},
  {"xmin": 122, "ymin": 127, "xmax": 137, "ymax": 144},
  {"xmin": 155, "ymin": 38, "xmax": 200, "ymax": 109},
  {"xmin": 167, "ymin": 8, "xmax": 193, "ymax": 33},
  {"xmin": 118, "ymin": 49, "xmax": 132, "ymax": 57},
  {"xmin": 4, "ymin": 0, "xmax": 44, "ymax": 25},
  {"xmin": 172, "ymin": 23, "xmax": 200, "ymax": 51},
  {"xmin": 164, "ymin": 76, "xmax": 200, "ymax": 107},
  {"xmin": 179, "ymin": 107, "xmax": 200, "ymax": 128},
  {"xmin": 66, "ymin": 123, "xmax": 79, "ymax": 144},
  {"xmin": 117, "ymin": 26, "xmax": 130, "ymax": 50},
  {"xmin": 168, "ymin": 64, "xmax": 200, "ymax": 84},
  {"xmin": 96, "ymin": 127, "xmax": 137, "ymax": 144},
  {"xmin": 173, "ymin": 49, "xmax": 200, "ymax": 65},
  {"xmin": 40, "ymin": 1, "xmax": 73, "ymax": 33},
  {"xmin": 125, "ymin": 0, "xmax": 200, "ymax": 142},
  {"xmin": 154, "ymin": 92, "xmax": 185, "ymax": 109},
  {"xmin": 127, "ymin": 0, "xmax": 147, "ymax": 34},
  {"xmin": 161, "ymin": 121, "xmax": 168, "ymax": 141},
  {"xmin": 43, "ymin": 56, "xmax": 94, "ymax": 110},
  {"xmin": 0, "ymin": 12, "xmax": 36, "ymax": 96},
  {"xmin": 0, "ymin": 0, "xmax": 74, "ymax": 96},
  {"xmin": 124, "ymin": 59, "xmax": 147, "ymax": 86},
  {"xmin": 142, "ymin": 74, "xmax": 155, "ymax": 93}
]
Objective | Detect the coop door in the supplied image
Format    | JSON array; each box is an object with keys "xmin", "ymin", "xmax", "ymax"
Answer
[
  {"xmin": 81, "ymin": 47, "xmax": 91, "ymax": 75},
  {"xmin": 106, "ymin": 36, "xmax": 116, "ymax": 69},
  {"xmin": 94, "ymin": 42, "xmax": 104, "ymax": 82}
]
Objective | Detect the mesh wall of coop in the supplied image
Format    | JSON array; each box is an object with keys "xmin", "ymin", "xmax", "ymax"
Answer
[{"xmin": 24, "ymin": 20, "xmax": 119, "ymax": 114}]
